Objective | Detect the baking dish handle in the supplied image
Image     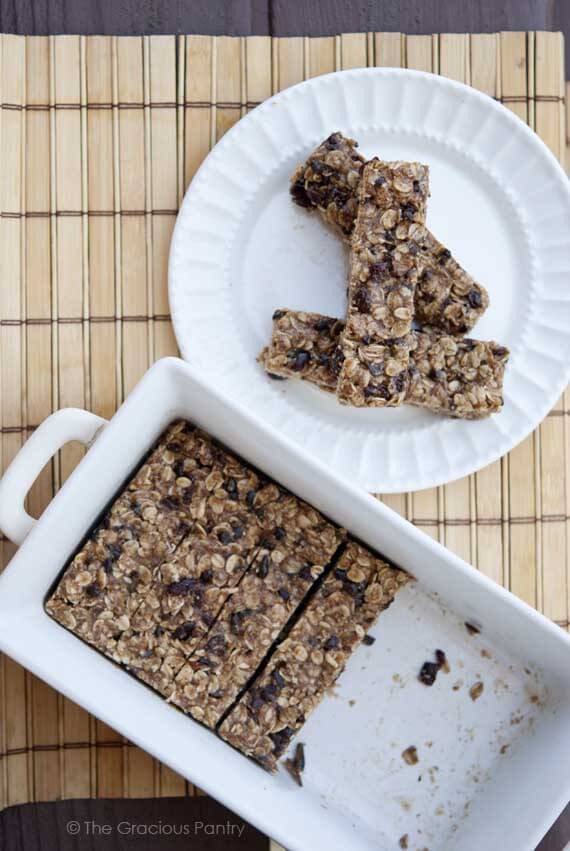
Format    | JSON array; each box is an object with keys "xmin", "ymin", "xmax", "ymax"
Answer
[{"xmin": 0, "ymin": 408, "xmax": 107, "ymax": 546}]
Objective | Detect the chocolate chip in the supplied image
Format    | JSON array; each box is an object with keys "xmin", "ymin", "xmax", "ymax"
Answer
[
  {"xmin": 85, "ymin": 582, "xmax": 101, "ymax": 598},
  {"xmin": 269, "ymin": 726, "xmax": 294, "ymax": 757},
  {"xmin": 364, "ymin": 383, "xmax": 390, "ymax": 400},
  {"xmin": 317, "ymin": 353, "xmax": 330, "ymax": 366},
  {"xmin": 290, "ymin": 179, "xmax": 311, "ymax": 208},
  {"xmin": 362, "ymin": 635, "xmax": 376, "ymax": 646},
  {"xmin": 206, "ymin": 634, "xmax": 226, "ymax": 656},
  {"xmin": 314, "ymin": 317, "xmax": 334, "ymax": 332},
  {"xmin": 272, "ymin": 309, "xmax": 286, "ymax": 321},
  {"xmin": 435, "ymin": 649, "xmax": 448, "ymax": 669},
  {"xmin": 324, "ymin": 132, "xmax": 342, "ymax": 150},
  {"xmin": 368, "ymin": 361, "xmax": 383, "ymax": 377},
  {"xmin": 225, "ymin": 477, "xmax": 237, "ymax": 495},
  {"xmin": 159, "ymin": 496, "xmax": 180, "ymax": 511},
  {"xmin": 429, "ymin": 368, "xmax": 445, "ymax": 381},
  {"xmin": 467, "ymin": 288, "xmax": 482, "ymax": 308},
  {"xmin": 353, "ymin": 286, "xmax": 371, "ymax": 313},
  {"xmin": 166, "ymin": 441, "xmax": 183, "ymax": 453},
  {"xmin": 419, "ymin": 649, "xmax": 448, "ymax": 685},
  {"xmin": 257, "ymin": 554, "xmax": 270, "ymax": 579},
  {"xmin": 287, "ymin": 349, "xmax": 311, "ymax": 371},
  {"xmin": 209, "ymin": 689, "xmax": 224, "ymax": 699},
  {"xmin": 401, "ymin": 203, "xmax": 417, "ymax": 222},
  {"xmin": 438, "ymin": 248, "xmax": 452, "ymax": 265},
  {"xmin": 154, "ymin": 626, "xmax": 165, "ymax": 637},
  {"xmin": 493, "ymin": 346, "xmax": 508, "ymax": 360},
  {"xmin": 324, "ymin": 635, "xmax": 340, "ymax": 650},
  {"xmin": 267, "ymin": 372, "xmax": 286, "ymax": 381},
  {"xmin": 218, "ymin": 530, "xmax": 232, "ymax": 545},
  {"xmin": 232, "ymin": 525, "xmax": 244, "ymax": 540},
  {"xmin": 299, "ymin": 564, "xmax": 313, "ymax": 581},
  {"xmin": 167, "ymin": 577, "xmax": 200, "ymax": 596},
  {"xmin": 393, "ymin": 375, "xmax": 405, "ymax": 393},
  {"xmin": 284, "ymin": 742, "xmax": 306, "ymax": 787},
  {"xmin": 246, "ymin": 489, "xmax": 257, "ymax": 508},
  {"xmin": 278, "ymin": 587, "xmax": 290, "ymax": 601},
  {"xmin": 102, "ymin": 558, "xmax": 114, "ymax": 574},
  {"xmin": 172, "ymin": 621, "xmax": 195, "ymax": 641},
  {"xmin": 331, "ymin": 347, "xmax": 345, "ymax": 377},
  {"xmin": 306, "ymin": 187, "xmax": 326, "ymax": 206},
  {"xmin": 173, "ymin": 460, "xmax": 186, "ymax": 478},
  {"xmin": 272, "ymin": 667, "xmax": 286, "ymax": 690},
  {"xmin": 107, "ymin": 543, "xmax": 122, "ymax": 561},
  {"xmin": 413, "ymin": 180, "xmax": 420, "ymax": 193},
  {"xmin": 200, "ymin": 569, "xmax": 213, "ymax": 583},
  {"xmin": 202, "ymin": 612, "xmax": 215, "ymax": 627},
  {"xmin": 334, "ymin": 567, "xmax": 347, "ymax": 580},
  {"xmin": 274, "ymin": 526, "xmax": 286, "ymax": 541},
  {"xmin": 374, "ymin": 175, "xmax": 386, "ymax": 186},
  {"xmin": 230, "ymin": 609, "xmax": 252, "ymax": 635},
  {"xmin": 418, "ymin": 661, "xmax": 439, "ymax": 686}
]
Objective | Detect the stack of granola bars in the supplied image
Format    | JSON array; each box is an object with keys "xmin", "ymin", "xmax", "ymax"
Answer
[{"xmin": 260, "ymin": 133, "xmax": 509, "ymax": 420}]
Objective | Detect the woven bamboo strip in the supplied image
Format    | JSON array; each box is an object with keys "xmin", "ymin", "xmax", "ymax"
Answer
[
  {"xmin": 117, "ymin": 37, "xmax": 149, "ymax": 395},
  {"xmin": 534, "ymin": 32, "xmax": 567, "ymax": 627},
  {"xmin": 184, "ymin": 36, "xmax": 212, "ymax": 186},
  {"xmin": 87, "ymin": 37, "xmax": 117, "ymax": 419},
  {"xmin": 274, "ymin": 37, "xmax": 304, "ymax": 91},
  {"xmin": 0, "ymin": 33, "xmax": 29, "ymax": 808},
  {"xmin": 149, "ymin": 37, "xmax": 178, "ymax": 361},
  {"xmin": 340, "ymin": 32, "xmax": 367, "ymax": 69},
  {"xmin": 50, "ymin": 35, "xmax": 94, "ymax": 800},
  {"xmin": 437, "ymin": 35, "xmax": 476, "ymax": 568},
  {"xmin": 469, "ymin": 34, "xmax": 506, "ymax": 588},
  {"xmin": 372, "ymin": 34, "xmax": 410, "ymax": 521},
  {"xmin": 0, "ymin": 34, "xmax": 26, "ymax": 809},
  {"xmin": 498, "ymin": 33, "xmax": 537, "ymax": 608},
  {"xmin": 306, "ymin": 35, "xmax": 335, "ymax": 78},
  {"xmin": 24, "ymin": 35, "xmax": 62, "ymax": 804},
  {"xmin": 374, "ymin": 32, "xmax": 403, "ymax": 67},
  {"xmin": 403, "ymin": 35, "xmax": 442, "ymax": 542}
]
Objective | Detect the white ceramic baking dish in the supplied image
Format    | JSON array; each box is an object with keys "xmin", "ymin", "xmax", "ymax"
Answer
[{"xmin": 0, "ymin": 357, "xmax": 569, "ymax": 851}]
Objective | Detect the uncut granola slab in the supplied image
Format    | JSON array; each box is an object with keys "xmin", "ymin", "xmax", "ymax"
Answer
[
  {"xmin": 170, "ymin": 521, "xmax": 345, "ymax": 728},
  {"xmin": 260, "ymin": 309, "xmax": 509, "ymax": 419},
  {"xmin": 291, "ymin": 132, "xmax": 489, "ymax": 335},
  {"xmin": 337, "ymin": 158, "xmax": 428, "ymax": 407},
  {"xmin": 219, "ymin": 541, "xmax": 411, "ymax": 770}
]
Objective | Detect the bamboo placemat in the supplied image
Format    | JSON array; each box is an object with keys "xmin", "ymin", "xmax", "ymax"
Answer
[{"xmin": 0, "ymin": 31, "xmax": 566, "ymax": 830}]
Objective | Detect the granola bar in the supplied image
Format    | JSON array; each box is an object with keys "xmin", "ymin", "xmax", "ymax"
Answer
[
  {"xmin": 170, "ymin": 522, "xmax": 344, "ymax": 728},
  {"xmin": 290, "ymin": 132, "xmax": 366, "ymax": 237},
  {"xmin": 45, "ymin": 521, "xmax": 176, "ymax": 652},
  {"xmin": 113, "ymin": 526, "xmax": 261, "ymax": 697},
  {"xmin": 260, "ymin": 310, "xmax": 343, "ymax": 392},
  {"xmin": 219, "ymin": 541, "xmax": 411, "ymax": 770},
  {"xmin": 407, "ymin": 328, "xmax": 509, "ymax": 419},
  {"xmin": 337, "ymin": 158, "xmax": 428, "ymax": 407},
  {"xmin": 45, "ymin": 423, "xmax": 224, "ymax": 651},
  {"xmin": 291, "ymin": 133, "xmax": 489, "ymax": 335},
  {"xmin": 260, "ymin": 309, "xmax": 509, "ymax": 419}
]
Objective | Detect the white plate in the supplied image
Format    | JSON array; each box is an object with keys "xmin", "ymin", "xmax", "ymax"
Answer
[{"xmin": 169, "ymin": 68, "xmax": 570, "ymax": 493}]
